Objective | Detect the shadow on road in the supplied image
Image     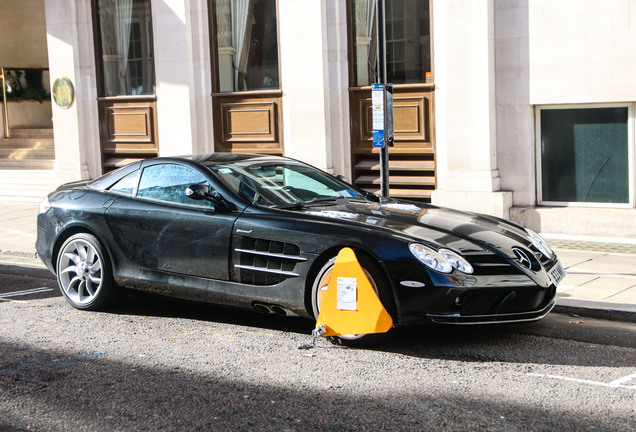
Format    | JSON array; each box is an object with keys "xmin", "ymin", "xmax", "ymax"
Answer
[
  {"xmin": 0, "ymin": 340, "xmax": 630, "ymax": 432},
  {"xmin": 106, "ymin": 292, "xmax": 636, "ymax": 368},
  {"xmin": 2, "ymin": 265, "xmax": 634, "ymax": 369}
]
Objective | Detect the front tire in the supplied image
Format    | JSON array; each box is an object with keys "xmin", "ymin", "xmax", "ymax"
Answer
[
  {"xmin": 310, "ymin": 254, "xmax": 392, "ymax": 347},
  {"xmin": 56, "ymin": 233, "xmax": 121, "ymax": 310}
]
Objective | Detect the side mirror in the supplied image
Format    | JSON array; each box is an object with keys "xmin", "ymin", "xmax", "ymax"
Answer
[
  {"xmin": 185, "ymin": 183, "xmax": 209, "ymax": 201},
  {"xmin": 185, "ymin": 183, "xmax": 234, "ymax": 212}
]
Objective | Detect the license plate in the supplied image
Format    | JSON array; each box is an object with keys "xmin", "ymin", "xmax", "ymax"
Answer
[{"xmin": 547, "ymin": 261, "xmax": 566, "ymax": 286}]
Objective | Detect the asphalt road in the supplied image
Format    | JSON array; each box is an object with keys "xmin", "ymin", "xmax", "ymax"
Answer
[{"xmin": 0, "ymin": 264, "xmax": 634, "ymax": 432}]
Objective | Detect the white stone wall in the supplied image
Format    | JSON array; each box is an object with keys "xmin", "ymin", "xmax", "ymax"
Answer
[
  {"xmin": 433, "ymin": 0, "xmax": 636, "ymax": 227},
  {"xmin": 0, "ymin": 0, "xmax": 49, "ymax": 68},
  {"xmin": 529, "ymin": 0, "xmax": 636, "ymax": 104}
]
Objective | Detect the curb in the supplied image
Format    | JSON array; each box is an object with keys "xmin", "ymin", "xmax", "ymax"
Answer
[
  {"xmin": 0, "ymin": 262, "xmax": 54, "ymax": 280},
  {"xmin": 0, "ymin": 249, "xmax": 38, "ymax": 260},
  {"xmin": 555, "ymin": 298, "xmax": 636, "ymax": 323}
]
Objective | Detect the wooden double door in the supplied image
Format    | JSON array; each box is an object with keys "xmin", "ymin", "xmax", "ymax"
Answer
[{"xmin": 349, "ymin": 84, "xmax": 435, "ymax": 201}]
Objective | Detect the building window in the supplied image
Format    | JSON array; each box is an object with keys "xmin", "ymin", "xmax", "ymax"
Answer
[
  {"xmin": 212, "ymin": 0, "xmax": 280, "ymax": 92},
  {"xmin": 350, "ymin": 0, "xmax": 431, "ymax": 87},
  {"xmin": 538, "ymin": 105, "xmax": 632, "ymax": 206},
  {"xmin": 96, "ymin": 0, "xmax": 155, "ymax": 97}
]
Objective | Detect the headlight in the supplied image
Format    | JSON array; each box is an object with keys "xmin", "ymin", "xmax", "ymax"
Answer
[
  {"xmin": 38, "ymin": 196, "xmax": 51, "ymax": 214},
  {"xmin": 409, "ymin": 243, "xmax": 473, "ymax": 274},
  {"xmin": 525, "ymin": 228, "xmax": 554, "ymax": 258},
  {"xmin": 439, "ymin": 248, "xmax": 474, "ymax": 274}
]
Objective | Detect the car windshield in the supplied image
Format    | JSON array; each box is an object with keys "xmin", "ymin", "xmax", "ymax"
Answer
[{"xmin": 208, "ymin": 160, "xmax": 366, "ymax": 207}]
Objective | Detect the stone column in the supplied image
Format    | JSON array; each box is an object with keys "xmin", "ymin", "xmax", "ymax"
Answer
[
  {"xmin": 278, "ymin": 0, "xmax": 350, "ymax": 175},
  {"xmin": 431, "ymin": 0, "xmax": 512, "ymax": 218},
  {"xmin": 45, "ymin": 0, "xmax": 98, "ymax": 183}
]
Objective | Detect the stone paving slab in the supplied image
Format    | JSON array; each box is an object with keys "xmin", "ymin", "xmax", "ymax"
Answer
[
  {"xmin": 557, "ymin": 276, "xmax": 636, "ymax": 302},
  {"xmin": 564, "ymin": 253, "xmax": 636, "ymax": 276},
  {"xmin": 554, "ymin": 250, "xmax": 605, "ymax": 269},
  {"xmin": 606, "ymin": 286, "xmax": 636, "ymax": 304},
  {"xmin": 0, "ymin": 201, "xmax": 38, "ymax": 258},
  {"xmin": 556, "ymin": 273, "xmax": 599, "ymax": 292}
]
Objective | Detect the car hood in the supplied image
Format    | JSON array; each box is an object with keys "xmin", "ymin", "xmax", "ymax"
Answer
[{"xmin": 297, "ymin": 199, "xmax": 534, "ymax": 258}]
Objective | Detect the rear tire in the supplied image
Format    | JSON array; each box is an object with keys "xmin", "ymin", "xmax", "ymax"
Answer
[
  {"xmin": 310, "ymin": 254, "xmax": 392, "ymax": 347},
  {"xmin": 56, "ymin": 233, "xmax": 122, "ymax": 310}
]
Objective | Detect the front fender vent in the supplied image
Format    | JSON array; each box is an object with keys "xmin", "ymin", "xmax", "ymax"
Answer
[{"xmin": 234, "ymin": 237, "xmax": 306, "ymax": 286}]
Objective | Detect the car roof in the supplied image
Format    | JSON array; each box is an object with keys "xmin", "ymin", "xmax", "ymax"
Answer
[
  {"xmin": 89, "ymin": 153, "xmax": 293, "ymax": 190},
  {"xmin": 186, "ymin": 153, "xmax": 288, "ymax": 165}
]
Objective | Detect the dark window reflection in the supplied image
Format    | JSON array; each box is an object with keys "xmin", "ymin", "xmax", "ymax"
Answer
[
  {"xmin": 97, "ymin": 0, "xmax": 155, "ymax": 96},
  {"xmin": 541, "ymin": 108, "xmax": 629, "ymax": 204},
  {"xmin": 351, "ymin": 0, "xmax": 431, "ymax": 86},
  {"xmin": 214, "ymin": 0, "xmax": 280, "ymax": 92}
]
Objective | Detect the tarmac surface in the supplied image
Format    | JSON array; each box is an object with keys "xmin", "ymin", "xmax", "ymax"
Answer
[{"xmin": 1, "ymin": 199, "xmax": 635, "ymax": 322}]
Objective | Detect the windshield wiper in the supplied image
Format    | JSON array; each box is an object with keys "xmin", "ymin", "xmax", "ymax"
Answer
[
  {"xmin": 305, "ymin": 197, "xmax": 342, "ymax": 205},
  {"xmin": 274, "ymin": 196, "xmax": 368, "ymax": 210},
  {"xmin": 273, "ymin": 197, "xmax": 343, "ymax": 209},
  {"xmin": 273, "ymin": 200, "xmax": 305, "ymax": 209}
]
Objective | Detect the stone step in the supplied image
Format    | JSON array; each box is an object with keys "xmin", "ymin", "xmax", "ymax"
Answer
[
  {"xmin": 0, "ymin": 147, "xmax": 55, "ymax": 160},
  {"xmin": 9, "ymin": 128, "xmax": 54, "ymax": 139},
  {"xmin": 0, "ymin": 138, "xmax": 54, "ymax": 149},
  {"xmin": 0, "ymin": 159, "xmax": 55, "ymax": 170},
  {"xmin": 0, "ymin": 169, "xmax": 55, "ymax": 202}
]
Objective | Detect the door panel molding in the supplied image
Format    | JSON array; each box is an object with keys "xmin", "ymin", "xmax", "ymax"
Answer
[
  {"xmin": 213, "ymin": 92, "xmax": 283, "ymax": 154},
  {"xmin": 98, "ymin": 97, "xmax": 159, "ymax": 170}
]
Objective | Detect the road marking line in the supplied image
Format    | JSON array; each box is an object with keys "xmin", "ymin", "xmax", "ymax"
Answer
[
  {"xmin": 528, "ymin": 372, "xmax": 636, "ymax": 389},
  {"xmin": 0, "ymin": 259, "xmax": 47, "ymax": 269},
  {"xmin": 0, "ymin": 287, "xmax": 54, "ymax": 299},
  {"xmin": 609, "ymin": 372, "xmax": 636, "ymax": 386}
]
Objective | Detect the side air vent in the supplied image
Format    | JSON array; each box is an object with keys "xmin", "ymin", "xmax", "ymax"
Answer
[{"xmin": 234, "ymin": 237, "xmax": 306, "ymax": 286}]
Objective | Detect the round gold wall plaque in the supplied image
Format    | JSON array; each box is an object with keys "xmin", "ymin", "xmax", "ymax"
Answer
[{"xmin": 52, "ymin": 77, "xmax": 74, "ymax": 109}]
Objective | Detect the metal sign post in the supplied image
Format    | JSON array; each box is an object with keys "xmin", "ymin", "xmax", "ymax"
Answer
[
  {"xmin": 375, "ymin": 0, "xmax": 392, "ymax": 197},
  {"xmin": 0, "ymin": 67, "xmax": 10, "ymax": 138}
]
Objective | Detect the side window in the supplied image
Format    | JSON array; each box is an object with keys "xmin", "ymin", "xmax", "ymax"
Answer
[
  {"xmin": 137, "ymin": 164, "xmax": 214, "ymax": 207},
  {"xmin": 108, "ymin": 170, "xmax": 139, "ymax": 195}
]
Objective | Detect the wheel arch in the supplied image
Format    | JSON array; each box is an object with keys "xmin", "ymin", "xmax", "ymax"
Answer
[{"xmin": 51, "ymin": 225, "xmax": 114, "ymax": 275}]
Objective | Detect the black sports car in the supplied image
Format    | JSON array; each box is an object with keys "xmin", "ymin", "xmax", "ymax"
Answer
[{"xmin": 36, "ymin": 154, "xmax": 565, "ymax": 342}]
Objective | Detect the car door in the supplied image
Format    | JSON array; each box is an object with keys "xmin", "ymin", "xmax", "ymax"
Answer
[{"xmin": 105, "ymin": 162, "xmax": 238, "ymax": 280}]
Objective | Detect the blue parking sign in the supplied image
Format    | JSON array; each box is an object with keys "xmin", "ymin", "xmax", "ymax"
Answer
[{"xmin": 373, "ymin": 130, "xmax": 385, "ymax": 148}]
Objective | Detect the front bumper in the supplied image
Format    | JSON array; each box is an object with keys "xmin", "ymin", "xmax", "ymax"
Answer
[
  {"xmin": 388, "ymin": 258, "xmax": 560, "ymax": 326},
  {"xmin": 425, "ymin": 294, "xmax": 556, "ymax": 325}
]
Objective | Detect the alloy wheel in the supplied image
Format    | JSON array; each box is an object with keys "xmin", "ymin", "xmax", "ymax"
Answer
[{"xmin": 57, "ymin": 238, "xmax": 104, "ymax": 306}]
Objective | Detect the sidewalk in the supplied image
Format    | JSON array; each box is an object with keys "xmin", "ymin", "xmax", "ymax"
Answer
[{"xmin": 1, "ymin": 199, "xmax": 635, "ymax": 322}]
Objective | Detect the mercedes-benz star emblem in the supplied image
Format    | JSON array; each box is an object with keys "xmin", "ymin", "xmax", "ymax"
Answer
[{"xmin": 512, "ymin": 248, "xmax": 532, "ymax": 270}]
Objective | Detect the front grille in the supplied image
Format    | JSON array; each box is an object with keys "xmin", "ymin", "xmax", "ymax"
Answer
[
  {"xmin": 464, "ymin": 252, "xmax": 524, "ymax": 276},
  {"xmin": 234, "ymin": 237, "xmax": 305, "ymax": 286}
]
